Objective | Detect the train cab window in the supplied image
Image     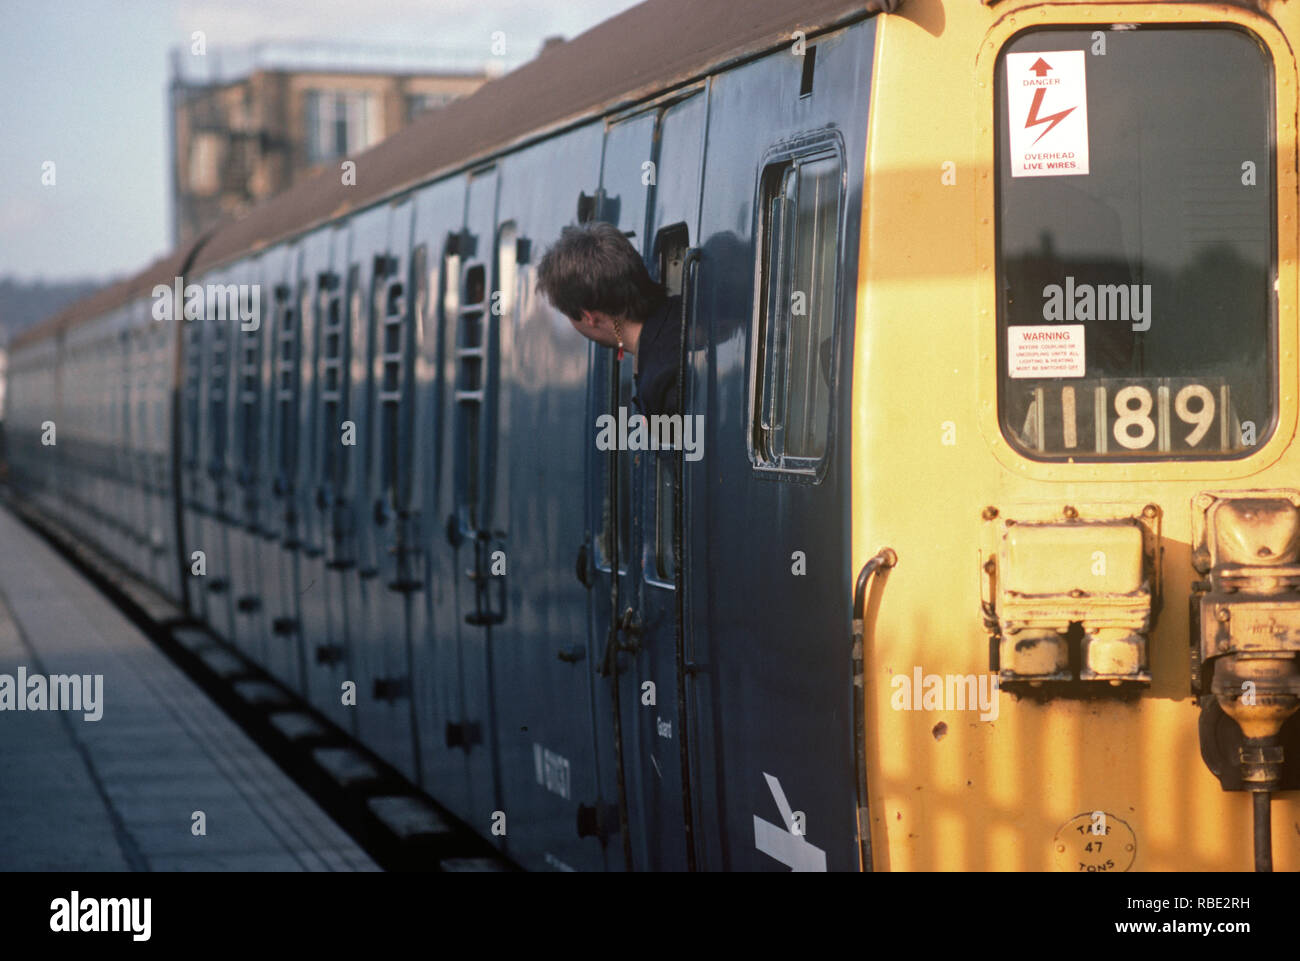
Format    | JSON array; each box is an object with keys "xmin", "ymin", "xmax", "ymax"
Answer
[
  {"xmin": 996, "ymin": 26, "xmax": 1276, "ymax": 459},
  {"xmin": 751, "ymin": 138, "xmax": 844, "ymax": 476}
]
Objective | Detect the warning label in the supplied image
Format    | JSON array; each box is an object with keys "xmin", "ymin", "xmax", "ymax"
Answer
[
  {"xmin": 1006, "ymin": 50, "xmax": 1090, "ymax": 178},
  {"xmin": 1008, "ymin": 324, "xmax": 1086, "ymax": 378}
]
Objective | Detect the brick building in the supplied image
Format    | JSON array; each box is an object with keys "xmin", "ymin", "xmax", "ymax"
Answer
[{"xmin": 170, "ymin": 43, "xmax": 495, "ymax": 244}]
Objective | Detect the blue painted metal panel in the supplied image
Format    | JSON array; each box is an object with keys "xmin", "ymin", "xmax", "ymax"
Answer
[{"xmin": 685, "ymin": 20, "xmax": 874, "ymax": 871}]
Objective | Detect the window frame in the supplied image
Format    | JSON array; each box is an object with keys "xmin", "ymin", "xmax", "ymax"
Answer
[
  {"xmin": 991, "ymin": 22, "xmax": 1280, "ymax": 464},
  {"xmin": 645, "ymin": 222, "xmax": 690, "ymax": 588},
  {"xmin": 747, "ymin": 128, "xmax": 848, "ymax": 484}
]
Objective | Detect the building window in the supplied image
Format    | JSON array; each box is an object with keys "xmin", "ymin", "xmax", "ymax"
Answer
[
  {"xmin": 751, "ymin": 135, "xmax": 845, "ymax": 476},
  {"xmin": 305, "ymin": 90, "xmax": 381, "ymax": 165},
  {"xmin": 405, "ymin": 92, "xmax": 454, "ymax": 122},
  {"xmin": 188, "ymin": 133, "xmax": 222, "ymax": 196}
]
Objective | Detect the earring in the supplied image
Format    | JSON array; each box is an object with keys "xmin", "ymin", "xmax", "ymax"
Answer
[{"xmin": 613, "ymin": 316, "xmax": 624, "ymax": 361}]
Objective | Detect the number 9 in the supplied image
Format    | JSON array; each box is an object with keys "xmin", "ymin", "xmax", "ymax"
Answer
[{"xmin": 1175, "ymin": 384, "xmax": 1215, "ymax": 447}]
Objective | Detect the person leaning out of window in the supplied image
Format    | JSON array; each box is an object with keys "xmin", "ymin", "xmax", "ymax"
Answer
[{"xmin": 536, "ymin": 222, "xmax": 681, "ymax": 417}]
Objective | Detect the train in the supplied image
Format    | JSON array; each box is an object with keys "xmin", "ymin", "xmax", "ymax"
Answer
[{"xmin": 7, "ymin": 0, "xmax": 1300, "ymax": 871}]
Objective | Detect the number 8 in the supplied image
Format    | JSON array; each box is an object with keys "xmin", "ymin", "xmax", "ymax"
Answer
[{"xmin": 1113, "ymin": 386, "xmax": 1155, "ymax": 449}]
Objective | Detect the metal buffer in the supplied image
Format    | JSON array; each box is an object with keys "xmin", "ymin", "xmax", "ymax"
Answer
[{"xmin": 1191, "ymin": 491, "xmax": 1300, "ymax": 872}]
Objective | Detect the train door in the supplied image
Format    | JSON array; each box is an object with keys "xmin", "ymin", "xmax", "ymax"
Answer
[
  {"xmin": 327, "ymin": 216, "xmax": 381, "ymax": 742},
  {"xmin": 121, "ymin": 318, "xmax": 137, "ymax": 562},
  {"xmin": 199, "ymin": 266, "xmax": 238, "ymax": 644},
  {"xmin": 141, "ymin": 305, "xmax": 164, "ymax": 588},
  {"xmin": 230, "ymin": 252, "xmax": 274, "ymax": 669},
  {"xmin": 585, "ymin": 106, "xmax": 659, "ymax": 870},
  {"xmin": 181, "ymin": 289, "xmax": 206, "ymax": 619},
  {"xmin": 687, "ymin": 31, "xmax": 873, "ymax": 870},
  {"xmin": 344, "ymin": 203, "xmax": 413, "ymax": 775},
  {"xmin": 408, "ymin": 177, "xmax": 465, "ymax": 809},
  {"xmin": 125, "ymin": 320, "xmax": 145, "ymax": 574},
  {"xmin": 443, "ymin": 166, "xmax": 504, "ymax": 826},
  {"xmin": 263, "ymin": 241, "xmax": 315, "ymax": 693},
  {"xmin": 630, "ymin": 90, "xmax": 708, "ymax": 871},
  {"xmin": 133, "ymin": 317, "xmax": 152, "ymax": 577},
  {"xmin": 49, "ymin": 336, "xmax": 65, "ymax": 514},
  {"xmin": 585, "ymin": 93, "xmax": 708, "ymax": 870},
  {"xmin": 360, "ymin": 197, "xmax": 420, "ymax": 780},
  {"xmin": 294, "ymin": 226, "xmax": 340, "ymax": 708},
  {"xmin": 308, "ymin": 225, "xmax": 357, "ymax": 731},
  {"xmin": 267, "ymin": 242, "xmax": 311, "ymax": 695},
  {"xmin": 481, "ymin": 125, "xmax": 608, "ymax": 873}
]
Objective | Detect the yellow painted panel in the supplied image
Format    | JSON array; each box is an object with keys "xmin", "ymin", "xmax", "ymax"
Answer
[
  {"xmin": 1003, "ymin": 521, "xmax": 1144, "ymax": 595},
  {"xmin": 853, "ymin": 0, "xmax": 1300, "ymax": 871}
]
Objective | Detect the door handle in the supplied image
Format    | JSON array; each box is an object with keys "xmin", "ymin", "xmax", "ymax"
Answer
[
  {"xmin": 575, "ymin": 538, "xmax": 592, "ymax": 588},
  {"xmin": 617, "ymin": 606, "xmax": 642, "ymax": 653},
  {"xmin": 465, "ymin": 530, "xmax": 506, "ymax": 626},
  {"xmin": 445, "ymin": 511, "xmax": 465, "ymax": 547}
]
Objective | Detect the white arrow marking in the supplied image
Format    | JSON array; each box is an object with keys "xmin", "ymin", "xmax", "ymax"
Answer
[{"xmin": 753, "ymin": 772, "xmax": 827, "ymax": 871}]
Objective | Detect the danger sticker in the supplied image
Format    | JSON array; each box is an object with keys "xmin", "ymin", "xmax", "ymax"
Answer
[
  {"xmin": 1008, "ymin": 325, "xmax": 1085, "ymax": 378},
  {"xmin": 1006, "ymin": 50, "xmax": 1089, "ymax": 178}
]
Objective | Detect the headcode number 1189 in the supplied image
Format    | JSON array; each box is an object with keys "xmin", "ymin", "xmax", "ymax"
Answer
[{"xmin": 1016, "ymin": 378, "xmax": 1236, "ymax": 455}]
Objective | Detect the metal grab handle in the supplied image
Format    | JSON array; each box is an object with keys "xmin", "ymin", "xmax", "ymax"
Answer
[
  {"xmin": 574, "ymin": 539, "xmax": 592, "ymax": 589},
  {"xmin": 464, "ymin": 531, "xmax": 506, "ymax": 626},
  {"xmin": 675, "ymin": 244, "xmax": 702, "ymax": 871},
  {"xmin": 853, "ymin": 548, "xmax": 898, "ymax": 627},
  {"xmin": 851, "ymin": 547, "xmax": 897, "ymax": 873}
]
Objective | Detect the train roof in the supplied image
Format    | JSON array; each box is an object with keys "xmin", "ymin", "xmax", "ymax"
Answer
[{"xmin": 12, "ymin": 0, "xmax": 897, "ymax": 351}]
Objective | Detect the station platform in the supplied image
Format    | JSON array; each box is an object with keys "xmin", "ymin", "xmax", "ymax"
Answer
[{"xmin": 0, "ymin": 505, "xmax": 379, "ymax": 871}]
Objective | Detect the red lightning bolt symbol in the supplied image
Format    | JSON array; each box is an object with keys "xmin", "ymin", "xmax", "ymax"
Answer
[{"xmin": 1025, "ymin": 87, "xmax": 1075, "ymax": 145}]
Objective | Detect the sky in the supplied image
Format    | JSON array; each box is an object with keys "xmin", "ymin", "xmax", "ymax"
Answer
[{"xmin": 0, "ymin": 0, "xmax": 641, "ymax": 284}]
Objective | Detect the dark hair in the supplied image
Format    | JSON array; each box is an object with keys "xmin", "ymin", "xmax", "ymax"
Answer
[{"xmin": 536, "ymin": 221, "xmax": 665, "ymax": 322}]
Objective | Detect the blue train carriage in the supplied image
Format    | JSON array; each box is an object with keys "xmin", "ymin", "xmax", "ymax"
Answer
[{"xmin": 3, "ymin": 0, "xmax": 894, "ymax": 872}]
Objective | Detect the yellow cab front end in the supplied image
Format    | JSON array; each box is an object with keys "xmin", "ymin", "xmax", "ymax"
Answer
[{"xmin": 856, "ymin": 0, "xmax": 1300, "ymax": 870}]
